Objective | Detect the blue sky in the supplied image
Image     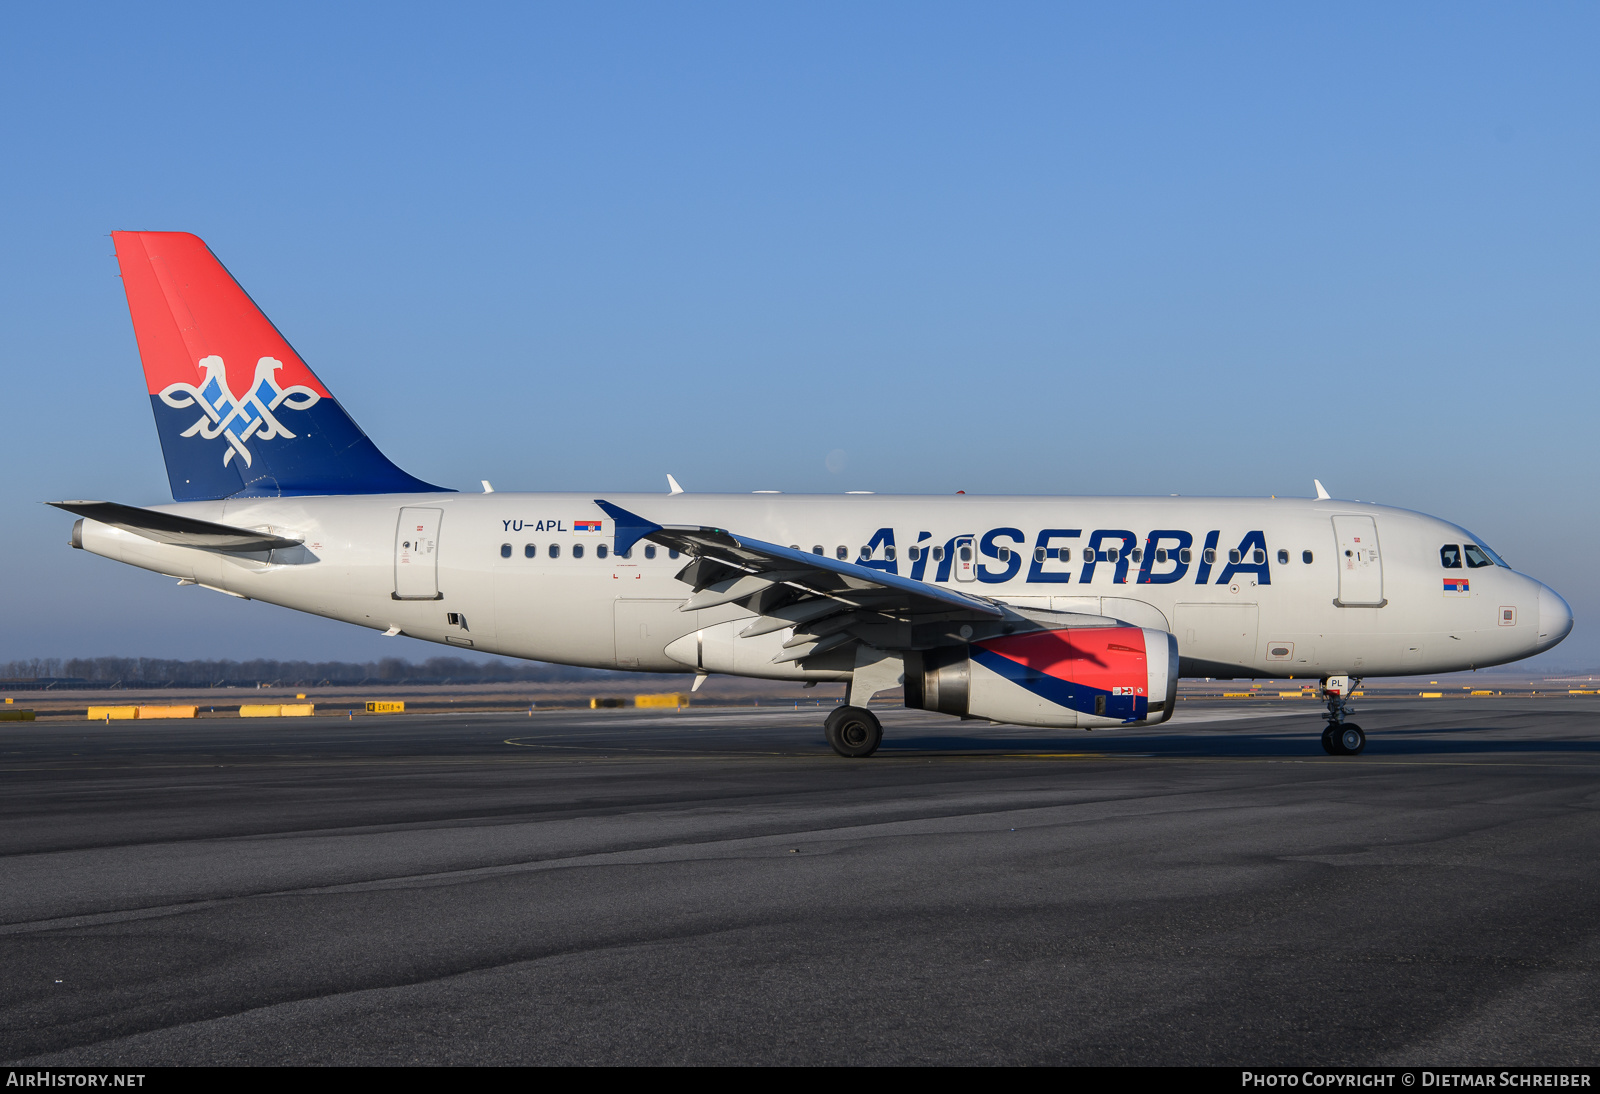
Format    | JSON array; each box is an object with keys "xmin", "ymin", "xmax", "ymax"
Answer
[{"xmin": 1, "ymin": 3, "xmax": 1595, "ymax": 669}]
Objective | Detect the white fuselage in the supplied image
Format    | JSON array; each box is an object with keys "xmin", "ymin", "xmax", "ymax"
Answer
[{"xmin": 75, "ymin": 492, "xmax": 1568, "ymax": 682}]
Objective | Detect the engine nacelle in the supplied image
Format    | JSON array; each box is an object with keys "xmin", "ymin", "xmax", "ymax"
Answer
[{"xmin": 904, "ymin": 626, "xmax": 1179, "ymax": 729}]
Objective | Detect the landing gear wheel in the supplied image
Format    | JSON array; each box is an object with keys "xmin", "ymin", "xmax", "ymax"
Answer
[
  {"xmin": 1338, "ymin": 724, "xmax": 1365, "ymax": 756},
  {"xmin": 825, "ymin": 705, "xmax": 882, "ymax": 758},
  {"xmin": 1321, "ymin": 727, "xmax": 1341, "ymax": 755}
]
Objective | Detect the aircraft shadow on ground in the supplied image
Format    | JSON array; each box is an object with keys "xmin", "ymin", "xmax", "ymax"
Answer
[{"xmin": 877, "ymin": 731, "xmax": 1600, "ymax": 758}]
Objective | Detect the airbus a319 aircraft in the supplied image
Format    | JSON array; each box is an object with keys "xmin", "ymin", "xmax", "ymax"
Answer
[{"xmin": 54, "ymin": 232, "xmax": 1573, "ymax": 757}]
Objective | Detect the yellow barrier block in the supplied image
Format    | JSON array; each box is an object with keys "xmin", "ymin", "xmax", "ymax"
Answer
[
  {"xmin": 590, "ymin": 698, "xmax": 625, "ymax": 709},
  {"xmin": 1278, "ymin": 691, "xmax": 1308, "ymax": 698},
  {"xmin": 1420, "ymin": 692, "xmax": 1443, "ymax": 698},
  {"xmin": 1472, "ymin": 690, "xmax": 1495, "ymax": 696},
  {"xmin": 1352, "ymin": 691, "xmax": 1364, "ymax": 696},
  {"xmin": 137, "ymin": 705, "xmax": 196, "ymax": 719},
  {"xmin": 280, "ymin": 704, "xmax": 314, "ymax": 717},
  {"xmin": 635, "ymin": 693, "xmax": 689, "ymax": 709},
  {"xmin": 1569, "ymin": 690, "xmax": 1596, "ymax": 695},
  {"xmin": 88, "ymin": 705, "xmax": 138, "ymax": 720},
  {"xmin": 1223, "ymin": 692, "xmax": 1253, "ymax": 698},
  {"xmin": 365, "ymin": 701, "xmax": 405, "ymax": 713},
  {"xmin": 240, "ymin": 703, "xmax": 314, "ymax": 717}
]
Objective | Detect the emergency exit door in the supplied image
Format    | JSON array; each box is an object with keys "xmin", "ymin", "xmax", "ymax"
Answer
[
  {"xmin": 394, "ymin": 507, "xmax": 443, "ymax": 600},
  {"xmin": 1332, "ymin": 515, "xmax": 1384, "ymax": 607},
  {"xmin": 953, "ymin": 536, "xmax": 976, "ymax": 582}
]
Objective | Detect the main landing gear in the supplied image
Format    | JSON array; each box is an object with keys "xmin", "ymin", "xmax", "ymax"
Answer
[
  {"xmin": 1319, "ymin": 675, "xmax": 1366, "ymax": 756},
  {"xmin": 825, "ymin": 705, "xmax": 883, "ymax": 758}
]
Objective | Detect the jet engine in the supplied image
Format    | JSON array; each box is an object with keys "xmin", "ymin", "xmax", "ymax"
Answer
[{"xmin": 904, "ymin": 625, "xmax": 1178, "ymax": 729}]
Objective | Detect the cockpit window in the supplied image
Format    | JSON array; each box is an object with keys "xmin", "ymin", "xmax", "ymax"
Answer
[
  {"xmin": 1440, "ymin": 545, "xmax": 1462, "ymax": 569},
  {"xmin": 1458, "ymin": 532, "xmax": 1510, "ymax": 568}
]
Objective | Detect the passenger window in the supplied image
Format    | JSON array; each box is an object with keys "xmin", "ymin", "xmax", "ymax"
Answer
[
  {"xmin": 644, "ymin": 545, "xmax": 656, "ymax": 559},
  {"xmin": 1228, "ymin": 549, "xmax": 1241, "ymax": 564},
  {"xmin": 1302, "ymin": 550, "xmax": 1313, "ymax": 564},
  {"xmin": 998, "ymin": 546, "xmax": 1011, "ymax": 562},
  {"xmin": 1105, "ymin": 548, "xmax": 1118, "ymax": 563},
  {"xmin": 619, "ymin": 547, "xmax": 631, "ymax": 559},
  {"xmin": 573, "ymin": 544, "xmax": 584, "ymax": 559},
  {"xmin": 669, "ymin": 549, "xmax": 680, "ymax": 560},
  {"xmin": 500, "ymin": 543, "xmax": 511, "ymax": 559},
  {"xmin": 813, "ymin": 545, "xmax": 824, "ymax": 555},
  {"xmin": 524, "ymin": 544, "xmax": 537, "ymax": 559},
  {"xmin": 859, "ymin": 546, "xmax": 870, "ymax": 560},
  {"xmin": 549, "ymin": 544, "xmax": 560, "ymax": 559},
  {"xmin": 1277, "ymin": 549, "xmax": 1288, "ymax": 564},
  {"xmin": 1034, "ymin": 547, "xmax": 1046, "ymax": 563},
  {"xmin": 1440, "ymin": 544, "xmax": 1463, "ymax": 569},
  {"xmin": 909, "ymin": 546, "xmax": 922, "ymax": 562},
  {"xmin": 933, "ymin": 546, "xmax": 945, "ymax": 562},
  {"xmin": 1056, "ymin": 547, "xmax": 1070, "ymax": 561},
  {"xmin": 958, "ymin": 545, "xmax": 971, "ymax": 562},
  {"xmin": 1155, "ymin": 548, "xmax": 1167, "ymax": 564},
  {"xmin": 1203, "ymin": 548, "xmax": 1216, "ymax": 565},
  {"xmin": 836, "ymin": 546, "xmax": 847, "ymax": 560},
  {"xmin": 1130, "ymin": 548, "xmax": 1142, "ymax": 564},
  {"xmin": 597, "ymin": 543, "xmax": 608, "ymax": 559},
  {"xmin": 1464, "ymin": 544, "xmax": 1494, "ymax": 568},
  {"xmin": 1180, "ymin": 548, "xmax": 1192, "ymax": 565},
  {"xmin": 1253, "ymin": 549, "xmax": 1265, "ymax": 565},
  {"xmin": 885, "ymin": 546, "xmax": 896, "ymax": 562}
]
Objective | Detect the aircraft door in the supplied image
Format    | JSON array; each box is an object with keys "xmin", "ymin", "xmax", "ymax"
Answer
[
  {"xmin": 395, "ymin": 507, "xmax": 443, "ymax": 600},
  {"xmin": 954, "ymin": 535, "xmax": 976, "ymax": 582},
  {"xmin": 1332, "ymin": 515, "xmax": 1384, "ymax": 607}
]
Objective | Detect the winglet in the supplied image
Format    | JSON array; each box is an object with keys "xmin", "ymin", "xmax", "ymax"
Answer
[
  {"xmin": 595, "ymin": 499, "xmax": 663, "ymax": 556},
  {"xmin": 667, "ymin": 474, "xmax": 684, "ymax": 495},
  {"xmin": 1313, "ymin": 479, "xmax": 1331, "ymax": 500}
]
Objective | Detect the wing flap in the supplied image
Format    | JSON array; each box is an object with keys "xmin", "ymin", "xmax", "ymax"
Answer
[
  {"xmin": 596, "ymin": 499, "xmax": 1004, "ymax": 619},
  {"xmin": 592, "ymin": 500, "xmax": 1145, "ymax": 668}
]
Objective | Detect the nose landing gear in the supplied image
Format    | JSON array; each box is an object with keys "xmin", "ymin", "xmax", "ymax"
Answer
[
  {"xmin": 1319, "ymin": 675, "xmax": 1366, "ymax": 755},
  {"xmin": 1321, "ymin": 723, "xmax": 1366, "ymax": 755}
]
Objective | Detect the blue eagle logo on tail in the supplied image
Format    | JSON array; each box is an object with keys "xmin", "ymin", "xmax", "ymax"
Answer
[{"xmin": 158, "ymin": 356, "xmax": 321, "ymax": 468}]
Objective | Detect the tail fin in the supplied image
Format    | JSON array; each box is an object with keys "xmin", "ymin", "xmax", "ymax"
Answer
[{"xmin": 111, "ymin": 231, "xmax": 450, "ymax": 501}]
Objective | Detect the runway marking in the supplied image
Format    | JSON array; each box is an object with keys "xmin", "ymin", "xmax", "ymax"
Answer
[
  {"xmin": 3, "ymin": 744, "xmax": 1600, "ymax": 773},
  {"xmin": 501, "ymin": 735, "xmax": 793, "ymax": 757}
]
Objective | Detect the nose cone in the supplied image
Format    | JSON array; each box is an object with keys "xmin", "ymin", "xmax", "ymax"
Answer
[{"xmin": 1537, "ymin": 584, "xmax": 1574, "ymax": 652}]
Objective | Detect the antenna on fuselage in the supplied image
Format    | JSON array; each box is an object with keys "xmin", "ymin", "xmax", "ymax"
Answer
[{"xmin": 1313, "ymin": 479, "xmax": 1331, "ymax": 500}]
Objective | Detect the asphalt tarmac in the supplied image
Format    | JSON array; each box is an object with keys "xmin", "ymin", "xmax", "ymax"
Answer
[{"xmin": 2, "ymin": 697, "xmax": 1598, "ymax": 1066}]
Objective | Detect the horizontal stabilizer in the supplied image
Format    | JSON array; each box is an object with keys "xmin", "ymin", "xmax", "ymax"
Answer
[{"xmin": 50, "ymin": 500, "xmax": 303, "ymax": 552}]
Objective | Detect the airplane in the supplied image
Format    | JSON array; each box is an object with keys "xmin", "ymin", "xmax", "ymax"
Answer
[{"xmin": 53, "ymin": 231, "xmax": 1574, "ymax": 758}]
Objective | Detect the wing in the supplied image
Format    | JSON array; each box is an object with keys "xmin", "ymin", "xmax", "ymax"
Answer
[
  {"xmin": 596, "ymin": 499, "xmax": 1113, "ymax": 666},
  {"xmin": 50, "ymin": 500, "xmax": 304, "ymax": 552}
]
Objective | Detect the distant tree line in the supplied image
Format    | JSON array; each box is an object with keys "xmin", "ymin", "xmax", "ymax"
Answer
[{"xmin": 0, "ymin": 656, "xmax": 638, "ymax": 689}]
